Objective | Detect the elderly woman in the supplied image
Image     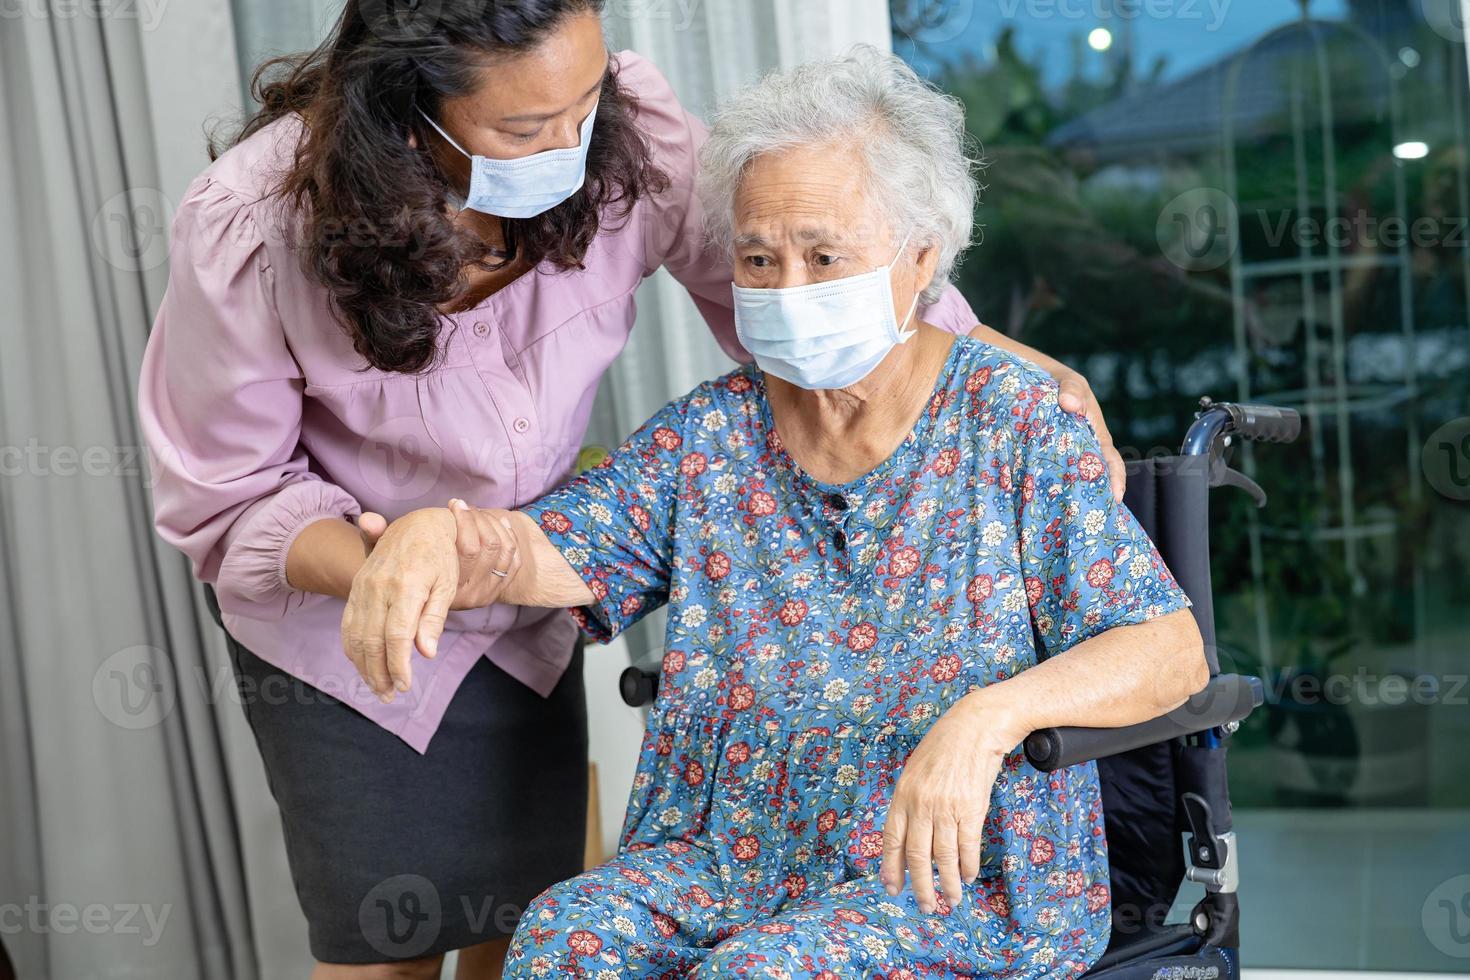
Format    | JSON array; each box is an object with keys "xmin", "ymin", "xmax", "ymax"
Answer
[{"xmin": 345, "ymin": 46, "xmax": 1206, "ymax": 978}]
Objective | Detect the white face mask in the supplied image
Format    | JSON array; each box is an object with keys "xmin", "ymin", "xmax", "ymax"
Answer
[
  {"xmin": 732, "ymin": 233, "xmax": 922, "ymax": 390},
  {"xmin": 418, "ymin": 102, "xmax": 598, "ymax": 219}
]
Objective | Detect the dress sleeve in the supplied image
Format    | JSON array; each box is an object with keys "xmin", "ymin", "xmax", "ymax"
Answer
[
  {"xmin": 617, "ymin": 51, "xmax": 747, "ymax": 364},
  {"xmin": 919, "ymin": 283, "xmax": 981, "ymax": 335},
  {"xmin": 519, "ymin": 396, "xmax": 689, "ymax": 642},
  {"xmin": 138, "ymin": 176, "xmax": 360, "ymax": 617},
  {"xmin": 1009, "ymin": 373, "xmax": 1190, "ymax": 655}
]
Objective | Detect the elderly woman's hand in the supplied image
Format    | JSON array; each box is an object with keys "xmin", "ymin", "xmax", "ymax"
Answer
[
  {"xmin": 342, "ymin": 500, "xmax": 520, "ymax": 701},
  {"xmin": 880, "ymin": 693, "xmax": 1025, "ymax": 914}
]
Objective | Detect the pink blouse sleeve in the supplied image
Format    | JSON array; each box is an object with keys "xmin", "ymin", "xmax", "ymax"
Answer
[
  {"xmin": 138, "ymin": 176, "xmax": 359, "ymax": 618},
  {"xmin": 920, "ymin": 283, "xmax": 981, "ymax": 335},
  {"xmin": 618, "ymin": 51, "xmax": 748, "ymax": 364}
]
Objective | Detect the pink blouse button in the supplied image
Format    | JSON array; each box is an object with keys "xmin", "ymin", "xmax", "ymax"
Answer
[
  {"xmin": 513, "ymin": 417, "xmax": 530, "ymax": 434},
  {"xmin": 473, "ymin": 321, "xmax": 490, "ymax": 338}
]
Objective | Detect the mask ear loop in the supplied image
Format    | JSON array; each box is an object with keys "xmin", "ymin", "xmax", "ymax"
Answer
[
  {"xmin": 887, "ymin": 230, "xmax": 922, "ymax": 341},
  {"xmin": 416, "ymin": 107, "xmax": 473, "ymax": 160}
]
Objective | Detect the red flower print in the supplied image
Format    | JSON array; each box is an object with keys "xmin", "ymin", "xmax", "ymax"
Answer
[
  {"xmin": 726, "ymin": 374, "xmax": 752, "ymax": 393},
  {"xmin": 833, "ymin": 907, "xmax": 868, "ymax": 925},
  {"xmin": 757, "ymin": 921, "xmax": 795, "ymax": 934},
  {"xmin": 986, "ymin": 891, "xmax": 1011, "ymax": 916},
  {"xmin": 930, "ymin": 653, "xmax": 962, "ymax": 682},
  {"xmin": 1086, "ymin": 559, "xmax": 1115, "ymax": 588},
  {"xmin": 705, "ymin": 551, "xmax": 731, "ymax": 580},
  {"xmin": 889, "ymin": 546, "xmax": 921, "ymax": 578},
  {"xmin": 619, "ymin": 867, "xmax": 652, "ymax": 886},
  {"xmin": 733, "ymin": 835, "xmax": 761, "ymax": 861},
  {"xmin": 891, "ymin": 969, "xmax": 919, "ymax": 980},
  {"xmin": 1063, "ymin": 870, "xmax": 1085, "ymax": 897},
  {"xmin": 688, "ymin": 884, "xmax": 715, "ymax": 907},
  {"xmin": 567, "ymin": 930, "xmax": 602, "ymax": 956},
  {"xmin": 1029, "ymin": 836, "xmax": 1056, "ymax": 864},
  {"xmin": 663, "ymin": 650, "xmax": 686, "ymax": 674},
  {"xmin": 725, "ymin": 742, "xmax": 751, "ymax": 765},
  {"xmin": 620, "ymin": 595, "xmax": 643, "ymax": 618},
  {"xmin": 776, "ymin": 599, "xmax": 808, "ymax": 626},
  {"xmin": 847, "ymin": 623, "xmax": 878, "ymax": 652},
  {"xmin": 1078, "ymin": 451, "xmax": 1105, "ymax": 482},
  {"xmin": 857, "ymin": 831, "xmax": 884, "ymax": 858},
  {"xmin": 1021, "ymin": 472, "xmax": 1036, "ymax": 504},
  {"xmin": 679, "ymin": 452, "xmax": 707, "ymax": 477},
  {"xmin": 1086, "ymin": 882, "xmax": 1111, "ymax": 914},
  {"xmin": 539, "ymin": 511, "xmax": 572, "ymax": 534},
  {"xmin": 684, "ymin": 760, "xmax": 705, "ymax": 786},
  {"xmin": 965, "ymin": 366, "xmax": 992, "ymax": 392},
  {"xmin": 781, "ymin": 873, "xmax": 807, "ymax": 898},
  {"xmin": 747, "ymin": 490, "xmax": 778, "ymax": 517},
  {"xmin": 588, "ymin": 579, "xmax": 608, "ymax": 601},
  {"xmin": 629, "ymin": 504, "xmax": 651, "ymax": 532},
  {"xmin": 816, "ymin": 809, "xmax": 838, "ymax": 833},
  {"xmin": 966, "ymin": 574, "xmax": 995, "ymax": 604},
  {"xmin": 728, "ymin": 685, "xmax": 756, "ymax": 711},
  {"xmin": 651, "ymin": 427, "xmax": 682, "ymax": 451},
  {"xmin": 1024, "ymin": 575, "xmax": 1044, "ymax": 607},
  {"xmin": 653, "ymin": 912, "xmax": 677, "ymax": 939},
  {"xmin": 655, "ymin": 733, "xmax": 673, "ymax": 756},
  {"xmin": 933, "ymin": 447, "xmax": 961, "ymax": 476},
  {"xmin": 999, "ymin": 463, "xmax": 1013, "ymax": 492}
]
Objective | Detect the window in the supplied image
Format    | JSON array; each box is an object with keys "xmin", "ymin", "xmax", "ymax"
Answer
[{"xmin": 896, "ymin": 0, "xmax": 1470, "ymax": 969}]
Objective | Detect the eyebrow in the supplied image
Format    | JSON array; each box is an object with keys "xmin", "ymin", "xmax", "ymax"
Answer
[
  {"xmin": 734, "ymin": 229, "xmax": 843, "ymax": 249},
  {"xmin": 498, "ymin": 59, "xmax": 608, "ymax": 124}
]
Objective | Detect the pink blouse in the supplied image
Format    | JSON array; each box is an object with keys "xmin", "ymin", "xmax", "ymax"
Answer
[{"xmin": 139, "ymin": 50, "xmax": 981, "ymax": 752}]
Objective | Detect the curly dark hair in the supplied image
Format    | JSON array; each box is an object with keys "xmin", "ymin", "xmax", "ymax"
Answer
[{"xmin": 214, "ymin": 0, "xmax": 669, "ymax": 373}]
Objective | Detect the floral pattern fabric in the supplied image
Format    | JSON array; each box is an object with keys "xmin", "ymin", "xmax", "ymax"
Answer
[{"xmin": 510, "ymin": 338, "xmax": 1190, "ymax": 978}]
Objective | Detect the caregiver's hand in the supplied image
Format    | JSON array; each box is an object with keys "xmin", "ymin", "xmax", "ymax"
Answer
[
  {"xmin": 342, "ymin": 500, "xmax": 519, "ymax": 701},
  {"xmin": 880, "ymin": 693, "xmax": 1025, "ymax": 914}
]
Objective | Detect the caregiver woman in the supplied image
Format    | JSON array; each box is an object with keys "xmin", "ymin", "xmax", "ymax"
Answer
[{"xmin": 139, "ymin": 3, "xmax": 1118, "ymax": 978}]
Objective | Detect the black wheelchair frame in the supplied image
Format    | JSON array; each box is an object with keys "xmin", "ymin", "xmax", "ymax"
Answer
[{"xmin": 619, "ymin": 397, "xmax": 1302, "ymax": 979}]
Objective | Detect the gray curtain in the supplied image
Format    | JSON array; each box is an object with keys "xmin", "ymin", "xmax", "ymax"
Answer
[{"xmin": 0, "ymin": 3, "xmax": 302, "ymax": 978}]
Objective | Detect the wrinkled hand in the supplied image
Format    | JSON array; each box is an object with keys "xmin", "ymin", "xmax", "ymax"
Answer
[
  {"xmin": 1053, "ymin": 368, "xmax": 1125, "ymax": 502},
  {"xmin": 880, "ymin": 696, "xmax": 1022, "ymax": 913},
  {"xmin": 342, "ymin": 500, "xmax": 520, "ymax": 701}
]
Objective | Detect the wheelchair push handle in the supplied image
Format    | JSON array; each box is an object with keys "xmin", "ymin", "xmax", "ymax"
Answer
[{"xmin": 1229, "ymin": 403, "xmax": 1301, "ymax": 445}]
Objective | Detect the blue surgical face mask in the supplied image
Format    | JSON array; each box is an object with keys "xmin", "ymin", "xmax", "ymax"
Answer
[
  {"xmin": 418, "ymin": 102, "xmax": 598, "ymax": 219},
  {"xmin": 732, "ymin": 234, "xmax": 922, "ymax": 390}
]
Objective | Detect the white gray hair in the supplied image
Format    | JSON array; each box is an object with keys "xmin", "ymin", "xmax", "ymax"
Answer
[{"xmin": 697, "ymin": 44, "xmax": 980, "ymax": 304}]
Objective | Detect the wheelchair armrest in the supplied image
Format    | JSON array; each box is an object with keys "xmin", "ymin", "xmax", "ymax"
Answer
[{"xmin": 1022, "ymin": 673, "xmax": 1263, "ymax": 773}]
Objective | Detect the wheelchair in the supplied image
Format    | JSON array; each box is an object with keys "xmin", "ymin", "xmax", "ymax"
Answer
[{"xmin": 619, "ymin": 397, "xmax": 1302, "ymax": 980}]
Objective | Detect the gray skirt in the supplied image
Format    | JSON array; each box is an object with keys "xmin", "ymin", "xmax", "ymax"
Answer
[{"xmin": 226, "ymin": 633, "xmax": 588, "ymax": 964}]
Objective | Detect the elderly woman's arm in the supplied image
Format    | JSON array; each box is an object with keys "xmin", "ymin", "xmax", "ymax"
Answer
[{"xmin": 881, "ymin": 608, "xmax": 1206, "ymax": 914}]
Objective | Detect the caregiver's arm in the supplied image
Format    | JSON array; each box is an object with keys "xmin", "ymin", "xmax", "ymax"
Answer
[
  {"xmin": 339, "ymin": 503, "xmax": 591, "ymax": 700},
  {"xmin": 882, "ymin": 608, "xmax": 1206, "ymax": 915}
]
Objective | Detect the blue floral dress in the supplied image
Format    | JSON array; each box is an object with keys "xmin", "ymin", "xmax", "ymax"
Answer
[{"xmin": 510, "ymin": 337, "xmax": 1189, "ymax": 979}]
